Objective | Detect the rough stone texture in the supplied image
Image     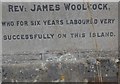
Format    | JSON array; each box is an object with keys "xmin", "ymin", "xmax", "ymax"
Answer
[
  {"xmin": 2, "ymin": 2, "xmax": 119, "ymax": 83},
  {"xmin": 2, "ymin": 50, "xmax": 119, "ymax": 82},
  {"xmin": 118, "ymin": 61, "xmax": 120, "ymax": 83}
]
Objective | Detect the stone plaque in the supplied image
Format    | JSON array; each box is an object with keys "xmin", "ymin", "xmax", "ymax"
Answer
[
  {"xmin": 2, "ymin": 2, "xmax": 118, "ymax": 54},
  {"xmin": 2, "ymin": 2, "xmax": 119, "ymax": 82}
]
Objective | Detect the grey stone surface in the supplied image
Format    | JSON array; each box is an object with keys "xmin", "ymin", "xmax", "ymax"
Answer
[
  {"xmin": 2, "ymin": 2, "xmax": 118, "ymax": 53},
  {"xmin": 2, "ymin": 50, "xmax": 119, "ymax": 82},
  {"xmin": 2, "ymin": 2, "xmax": 119, "ymax": 83}
]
